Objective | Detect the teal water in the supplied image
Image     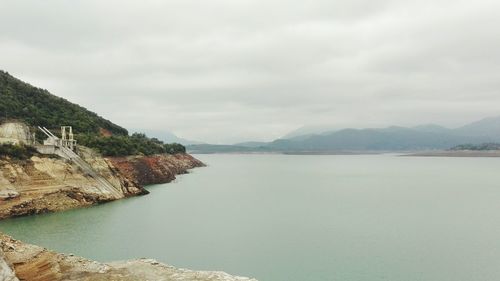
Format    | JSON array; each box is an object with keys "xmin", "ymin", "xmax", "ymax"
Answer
[{"xmin": 1, "ymin": 154, "xmax": 500, "ymax": 281}]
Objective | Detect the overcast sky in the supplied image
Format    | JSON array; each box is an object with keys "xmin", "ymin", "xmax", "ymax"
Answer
[{"xmin": 1, "ymin": 0, "xmax": 500, "ymax": 143}]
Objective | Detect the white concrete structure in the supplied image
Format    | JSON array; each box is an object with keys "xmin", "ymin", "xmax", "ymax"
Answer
[
  {"xmin": 61, "ymin": 126, "xmax": 76, "ymax": 150},
  {"xmin": 36, "ymin": 125, "xmax": 123, "ymax": 198},
  {"xmin": 38, "ymin": 126, "xmax": 77, "ymax": 151}
]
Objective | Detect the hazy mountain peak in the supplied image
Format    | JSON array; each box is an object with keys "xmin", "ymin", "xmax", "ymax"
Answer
[
  {"xmin": 281, "ymin": 125, "xmax": 339, "ymax": 139},
  {"xmin": 412, "ymin": 124, "xmax": 450, "ymax": 133},
  {"xmin": 454, "ymin": 115, "xmax": 500, "ymax": 138}
]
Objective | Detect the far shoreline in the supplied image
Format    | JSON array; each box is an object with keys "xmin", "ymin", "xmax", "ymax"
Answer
[
  {"xmin": 404, "ymin": 150, "xmax": 500, "ymax": 157},
  {"xmin": 191, "ymin": 150, "xmax": 500, "ymax": 157},
  {"xmin": 189, "ymin": 151, "xmax": 386, "ymax": 155}
]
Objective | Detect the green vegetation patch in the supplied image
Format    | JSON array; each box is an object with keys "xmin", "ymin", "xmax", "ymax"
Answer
[
  {"xmin": 78, "ymin": 133, "xmax": 185, "ymax": 156},
  {"xmin": 0, "ymin": 144, "xmax": 37, "ymax": 160},
  {"xmin": 450, "ymin": 143, "xmax": 500, "ymax": 151}
]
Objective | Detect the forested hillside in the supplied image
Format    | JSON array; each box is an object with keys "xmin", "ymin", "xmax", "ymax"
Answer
[
  {"xmin": 0, "ymin": 71, "xmax": 185, "ymax": 156},
  {"xmin": 0, "ymin": 70, "xmax": 128, "ymax": 135}
]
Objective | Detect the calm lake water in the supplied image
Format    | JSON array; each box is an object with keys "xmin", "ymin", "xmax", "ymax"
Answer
[{"xmin": 1, "ymin": 154, "xmax": 500, "ymax": 281}]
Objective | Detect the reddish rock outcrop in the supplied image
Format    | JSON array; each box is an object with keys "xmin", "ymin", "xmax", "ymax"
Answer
[{"xmin": 107, "ymin": 153, "xmax": 205, "ymax": 186}]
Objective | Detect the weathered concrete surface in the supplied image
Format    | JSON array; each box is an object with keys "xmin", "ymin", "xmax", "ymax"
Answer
[
  {"xmin": 0, "ymin": 233, "xmax": 257, "ymax": 281},
  {"xmin": 0, "ymin": 122, "xmax": 32, "ymax": 145},
  {"xmin": 108, "ymin": 153, "xmax": 205, "ymax": 186}
]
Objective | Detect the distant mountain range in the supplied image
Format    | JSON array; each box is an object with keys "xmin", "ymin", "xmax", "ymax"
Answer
[{"xmin": 187, "ymin": 116, "xmax": 500, "ymax": 153}]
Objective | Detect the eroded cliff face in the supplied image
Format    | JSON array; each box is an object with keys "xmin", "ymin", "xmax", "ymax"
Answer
[
  {"xmin": 77, "ymin": 147, "xmax": 147, "ymax": 197},
  {"xmin": 0, "ymin": 233, "xmax": 256, "ymax": 281},
  {"xmin": 107, "ymin": 153, "xmax": 205, "ymax": 186},
  {"xmin": 0, "ymin": 153, "xmax": 144, "ymax": 220},
  {"xmin": 0, "ymin": 149, "xmax": 204, "ymax": 220}
]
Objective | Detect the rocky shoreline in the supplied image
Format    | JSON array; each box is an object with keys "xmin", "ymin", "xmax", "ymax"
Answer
[{"xmin": 0, "ymin": 233, "xmax": 256, "ymax": 281}]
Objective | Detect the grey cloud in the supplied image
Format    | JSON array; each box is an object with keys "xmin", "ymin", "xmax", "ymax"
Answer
[{"xmin": 1, "ymin": 0, "xmax": 499, "ymax": 143}]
